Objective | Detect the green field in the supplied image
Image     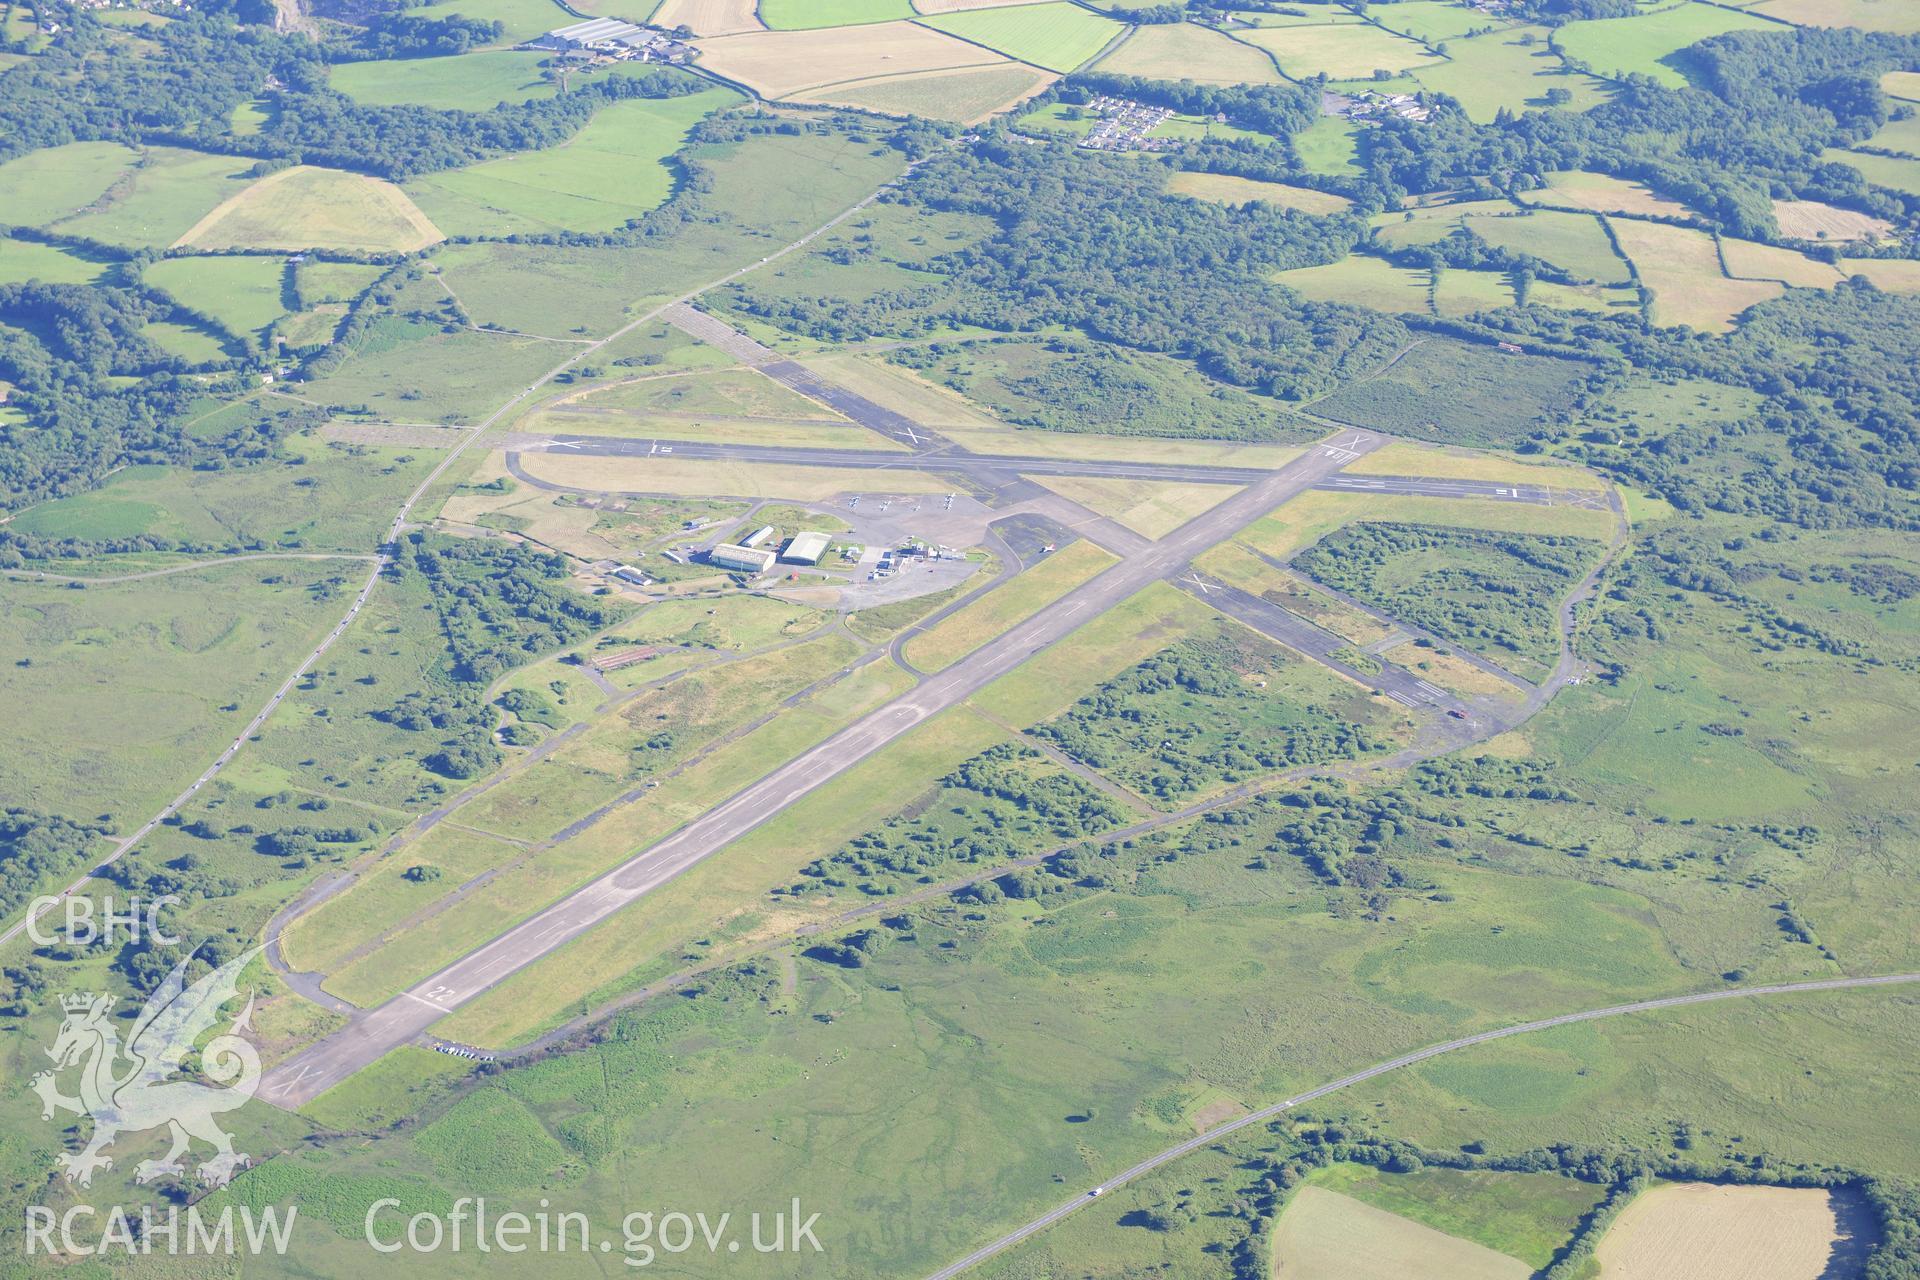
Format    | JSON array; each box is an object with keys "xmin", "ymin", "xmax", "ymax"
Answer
[
  {"xmin": 1823, "ymin": 146, "xmax": 1920, "ymax": 196},
  {"xmin": 406, "ymin": 0, "xmax": 569, "ymax": 44},
  {"xmin": 50, "ymin": 146, "xmax": 258, "ymax": 248},
  {"xmin": 1294, "ymin": 115, "xmax": 1362, "ymax": 175},
  {"xmin": 760, "ymin": 0, "xmax": 913, "ymax": 27},
  {"xmin": 918, "ymin": 1, "xmax": 1123, "ymax": 72},
  {"xmin": 144, "ymin": 254, "xmax": 289, "ymax": 339},
  {"xmin": 330, "ymin": 49, "xmax": 557, "ymax": 110},
  {"xmin": 1277, "ymin": 253, "xmax": 1436, "ymax": 312},
  {"xmin": 0, "ymin": 141, "xmax": 142, "ymax": 226},
  {"xmin": 1556, "ymin": 0, "xmax": 1776, "ymax": 87},
  {"xmin": 1411, "ymin": 26, "xmax": 1614, "ymax": 121},
  {"xmin": 0, "ymin": 235, "xmax": 113, "ymax": 286},
  {"xmin": 406, "ymin": 87, "xmax": 741, "ymax": 237},
  {"xmin": 1367, "ymin": 0, "xmax": 1505, "ymax": 43}
]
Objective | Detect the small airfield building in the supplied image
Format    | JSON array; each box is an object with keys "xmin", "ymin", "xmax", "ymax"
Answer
[
  {"xmin": 781, "ymin": 531, "xmax": 832, "ymax": 565},
  {"xmin": 710, "ymin": 543, "xmax": 776, "ymax": 574}
]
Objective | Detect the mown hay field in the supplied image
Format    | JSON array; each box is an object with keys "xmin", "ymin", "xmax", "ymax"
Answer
[
  {"xmin": 1094, "ymin": 21, "xmax": 1284, "ymax": 84},
  {"xmin": 695, "ymin": 21, "xmax": 1007, "ymax": 98},
  {"xmin": 1519, "ymin": 170, "xmax": 1697, "ymax": 219},
  {"xmin": 1751, "ymin": 0, "xmax": 1920, "ymax": 32},
  {"xmin": 175, "ymin": 165, "xmax": 443, "ymax": 252},
  {"xmin": 1235, "ymin": 20, "xmax": 1440, "ymax": 80},
  {"xmin": 795, "ymin": 62, "xmax": 1055, "ymax": 122},
  {"xmin": 652, "ymin": 0, "xmax": 762, "ymax": 35},
  {"xmin": 1592, "ymin": 1183, "xmax": 1858, "ymax": 1280},
  {"xmin": 1271, "ymin": 1185, "xmax": 1531, "ymax": 1280},
  {"xmin": 1607, "ymin": 218, "xmax": 1781, "ymax": 332},
  {"xmin": 1771, "ymin": 197, "xmax": 1892, "ymax": 241}
]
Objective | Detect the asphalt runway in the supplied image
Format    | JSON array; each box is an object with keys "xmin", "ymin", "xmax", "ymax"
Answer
[
  {"xmin": 504, "ymin": 433, "xmax": 1591, "ymax": 506},
  {"xmin": 1173, "ymin": 576, "xmax": 1470, "ymax": 716},
  {"xmin": 259, "ymin": 430, "xmax": 1387, "ymax": 1108}
]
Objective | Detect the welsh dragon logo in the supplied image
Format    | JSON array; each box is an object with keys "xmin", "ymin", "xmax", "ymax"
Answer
[{"xmin": 33, "ymin": 946, "xmax": 263, "ymax": 1188}]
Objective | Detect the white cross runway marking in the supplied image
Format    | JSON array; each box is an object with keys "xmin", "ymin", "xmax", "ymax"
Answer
[
  {"xmin": 1181, "ymin": 574, "xmax": 1217, "ymax": 595},
  {"xmin": 537, "ymin": 439, "xmax": 582, "ymax": 449}
]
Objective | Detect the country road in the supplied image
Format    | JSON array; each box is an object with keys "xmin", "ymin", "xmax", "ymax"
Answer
[
  {"xmin": 0, "ymin": 161, "xmax": 930, "ymax": 955},
  {"xmin": 923, "ymin": 971, "xmax": 1920, "ymax": 1280}
]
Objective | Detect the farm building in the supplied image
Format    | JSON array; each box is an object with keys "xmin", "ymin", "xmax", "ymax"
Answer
[
  {"xmin": 710, "ymin": 543, "xmax": 777, "ymax": 573},
  {"xmin": 530, "ymin": 18, "xmax": 648, "ymax": 50},
  {"xmin": 742, "ymin": 525, "xmax": 775, "ymax": 548},
  {"xmin": 781, "ymin": 531, "xmax": 832, "ymax": 564}
]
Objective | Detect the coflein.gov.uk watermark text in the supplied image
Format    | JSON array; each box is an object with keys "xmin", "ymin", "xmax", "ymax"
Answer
[
  {"xmin": 367, "ymin": 1198, "xmax": 823, "ymax": 1267},
  {"xmin": 27, "ymin": 1200, "xmax": 823, "ymax": 1268}
]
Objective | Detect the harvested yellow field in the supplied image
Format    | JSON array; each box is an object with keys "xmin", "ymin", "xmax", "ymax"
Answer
[
  {"xmin": 794, "ymin": 62, "xmax": 1055, "ymax": 123},
  {"xmin": 173, "ymin": 165, "xmax": 442, "ymax": 252},
  {"xmin": 1593, "ymin": 1183, "xmax": 1851, "ymax": 1280},
  {"xmin": 1839, "ymin": 257, "xmax": 1920, "ymax": 292},
  {"xmin": 1521, "ymin": 171, "xmax": 1696, "ymax": 220},
  {"xmin": 1236, "ymin": 21, "xmax": 1440, "ymax": 79},
  {"xmin": 1887, "ymin": 71, "xmax": 1920, "ymax": 101},
  {"xmin": 511, "ymin": 450, "xmax": 954, "ymax": 500},
  {"xmin": 1271, "ymin": 1185, "xmax": 1531, "ymax": 1280},
  {"xmin": 1168, "ymin": 171, "xmax": 1352, "ymax": 214},
  {"xmin": 1751, "ymin": 0, "xmax": 1920, "ymax": 31},
  {"xmin": 1771, "ymin": 197, "xmax": 1893, "ymax": 241},
  {"xmin": 1719, "ymin": 237, "xmax": 1844, "ymax": 288},
  {"xmin": 695, "ymin": 22, "xmax": 1006, "ymax": 99},
  {"xmin": 652, "ymin": 0, "xmax": 763, "ymax": 36},
  {"xmin": 1607, "ymin": 218, "xmax": 1781, "ymax": 332},
  {"xmin": 1030, "ymin": 474, "xmax": 1242, "ymax": 538},
  {"xmin": 1095, "ymin": 22, "xmax": 1284, "ymax": 84}
]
